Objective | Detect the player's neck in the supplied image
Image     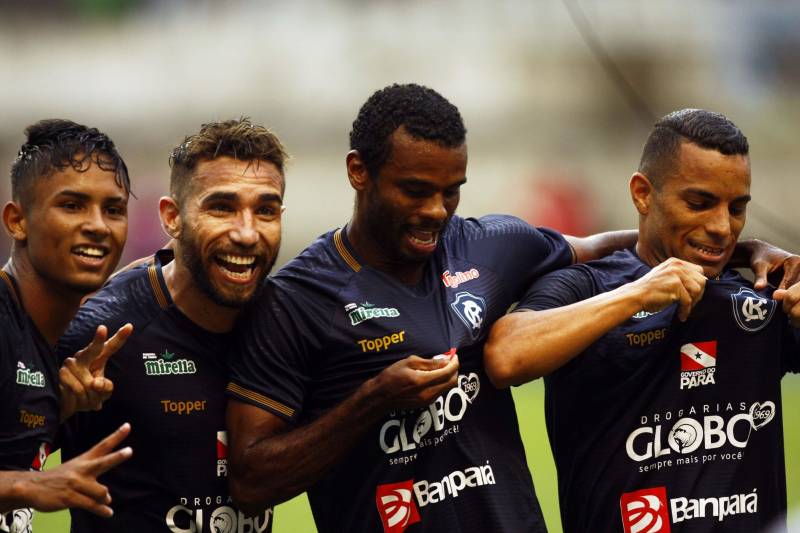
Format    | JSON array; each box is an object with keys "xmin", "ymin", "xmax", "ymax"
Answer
[
  {"xmin": 161, "ymin": 260, "xmax": 239, "ymax": 333},
  {"xmin": 346, "ymin": 219, "xmax": 427, "ymax": 286},
  {"xmin": 4, "ymin": 254, "xmax": 83, "ymax": 347}
]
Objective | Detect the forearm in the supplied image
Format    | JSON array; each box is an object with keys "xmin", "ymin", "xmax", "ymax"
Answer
[
  {"xmin": 567, "ymin": 230, "xmax": 638, "ymax": 264},
  {"xmin": 230, "ymin": 379, "xmax": 386, "ymax": 513},
  {"xmin": 0, "ymin": 471, "xmax": 36, "ymax": 513},
  {"xmin": 485, "ymin": 284, "xmax": 642, "ymax": 387}
]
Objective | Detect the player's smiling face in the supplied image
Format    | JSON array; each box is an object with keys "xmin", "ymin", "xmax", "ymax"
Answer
[
  {"xmin": 362, "ymin": 128, "xmax": 467, "ymax": 266},
  {"xmin": 638, "ymin": 141, "xmax": 751, "ymax": 278},
  {"xmin": 21, "ymin": 160, "xmax": 128, "ymax": 294},
  {"xmin": 178, "ymin": 156, "xmax": 283, "ymax": 307}
]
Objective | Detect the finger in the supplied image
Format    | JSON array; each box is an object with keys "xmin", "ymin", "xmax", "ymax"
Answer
[
  {"xmin": 88, "ymin": 446, "xmax": 133, "ymax": 476},
  {"xmin": 84, "ymin": 423, "xmax": 131, "ymax": 459},
  {"xmin": 92, "ymin": 324, "xmax": 133, "ymax": 374},
  {"xmin": 62, "ymin": 359, "xmax": 90, "ymax": 408},
  {"xmin": 406, "ymin": 354, "xmax": 449, "ymax": 371},
  {"xmin": 779, "ymin": 260, "xmax": 800, "ymax": 290},
  {"xmin": 59, "ymin": 365, "xmax": 86, "ymax": 397},
  {"xmin": 676, "ymin": 287, "xmax": 692, "ymax": 322},
  {"xmin": 415, "ymin": 355, "xmax": 460, "ymax": 385},
  {"xmin": 67, "ymin": 490, "xmax": 114, "ymax": 518},
  {"xmin": 75, "ymin": 326, "xmax": 109, "ymax": 366},
  {"xmin": 751, "ymin": 261, "xmax": 769, "ymax": 290}
]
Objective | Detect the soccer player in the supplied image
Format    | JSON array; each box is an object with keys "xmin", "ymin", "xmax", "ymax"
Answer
[
  {"xmin": 225, "ymin": 83, "xmax": 685, "ymax": 532},
  {"xmin": 0, "ymin": 119, "xmax": 134, "ymax": 531},
  {"xmin": 484, "ymin": 109, "xmax": 800, "ymax": 531},
  {"xmin": 57, "ymin": 119, "xmax": 286, "ymax": 532}
]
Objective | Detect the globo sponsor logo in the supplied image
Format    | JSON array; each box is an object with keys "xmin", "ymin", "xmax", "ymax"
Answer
[
  {"xmin": 625, "ymin": 401, "xmax": 776, "ymax": 462},
  {"xmin": 166, "ymin": 498, "xmax": 272, "ymax": 533},
  {"xmin": 379, "ymin": 373, "xmax": 480, "ymax": 454}
]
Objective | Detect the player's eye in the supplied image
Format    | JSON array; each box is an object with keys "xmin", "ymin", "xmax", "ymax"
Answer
[
  {"xmin": 60, "ymin": 202, "xmax": 81, "ymax": 212},
  {"xmin": 105, "ymin": 205, "xmax": 127, "ymax": 217},
  {"xmin": 208, "ymin": 203, "xmax": 234, "ymax": 214}
]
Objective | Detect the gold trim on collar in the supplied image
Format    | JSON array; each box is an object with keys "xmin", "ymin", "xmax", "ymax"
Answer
[
  {"xmin": 147, "ymin": 265, "xmax": 169, "ymax": 309},
  {"xmin": 334, "ymin": 229, "xmax": 361, "ymax": 273}
]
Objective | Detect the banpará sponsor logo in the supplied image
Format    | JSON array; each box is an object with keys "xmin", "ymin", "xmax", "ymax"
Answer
[
  {"xmin": 161, "ymin": 400, "xmax": 207, "ymax": 415},
  {"xmin": 441, "ymin": 268, "xmax": 479, "ymax": 289},
  {"xmin": 626, "ymin": 401, "xmax": 776, "ymax": 468},
  {"xmin": 143, "ymin": 350, "xmax": 197, "ymax": 376},
  {"xmin": 18, "ymin": 409, "xmax": 45, "ymax": 429},
  {"xmin": 375, "ymin": 463, "xmax": 496, "ymax": 533},
  {"xmin": 379, "ymin": 373, "xmax": 480, "ymax": 462},
  {"xmin": 620, "ymin": 486, "xmax": 758, "ymax": 532},
  {"xmin": 357, "ymin": 331, "xmax": 406, "ymax": 353},
  {"xmin": 345, "ymin": 302, "xmax": 400, "ymax": 326},
  {"xmin": 625, "ymin": 328, "xmax": 667, "ymax": 347},
  {"xmin": 166, "ymin": 496, "xmax": 271, "ymax": 533},
  {"xmin": 15, "ymin": 362, "xmax": 44, "ymax": 388}
]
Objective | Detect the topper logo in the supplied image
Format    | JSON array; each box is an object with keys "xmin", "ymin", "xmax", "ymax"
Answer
[
  {"xmin": 620, "ymin": 487, "xmax": 671, "ymax": 533},
  {"xmin": 375, "ymin": 481, "xmax": 420, "ymax": 533}
]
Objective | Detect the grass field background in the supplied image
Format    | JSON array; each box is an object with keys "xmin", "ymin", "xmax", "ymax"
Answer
[{"xmin": 35, "ymin": 375, "xmax": 800, "ymax": 532}]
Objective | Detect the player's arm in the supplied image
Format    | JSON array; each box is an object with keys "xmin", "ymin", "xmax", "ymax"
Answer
[
  {"xmin": 0, "ymin": 423, "xmax": 132, "ymax": 516},
  {"xmin": 227, "ymin": 354, "xmax": 459, "ymax": 515},
  {"xmin": 566, "ymin": 230, "xmax": 638, "ymax": 264},
  {"xmin": 485, "ymin": 257, "xmax": 706, "ymax": 388}
]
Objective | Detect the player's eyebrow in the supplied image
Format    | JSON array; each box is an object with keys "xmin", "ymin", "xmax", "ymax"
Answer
[
  {"xmin": 684, "ymin": 188, "xmax": 751, "ymax": 204},
  {"xmin": 397, "ymin": 177, "xmax": 468, "ymax": 188},
  {"xmin": 201, "ymin": 191, "xmax": 283, "ymax": 204},
  {"xmin": 54, "ymin": 190, "xmax": 92, "ymax": 201}
]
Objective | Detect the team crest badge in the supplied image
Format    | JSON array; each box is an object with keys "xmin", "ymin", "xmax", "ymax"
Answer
[
  {"xmin": 730, "ymin": 288, "xmax": 776, "ymax": 332},
  {"xmin": 450, "ymin": 291, "xmax": 486, "ymax": 340}
]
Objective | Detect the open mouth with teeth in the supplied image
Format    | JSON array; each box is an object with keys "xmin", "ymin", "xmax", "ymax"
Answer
[
  {"xmin": 688, "ymin": 240, "xmax": 728, "ymax": 263},
  {"xmin": 213, "ymin": 253, "xmax": 259, "ymax": 282},
  {"xmin": 406, "ymin": 228, "xmax": 439, "ymax": 255},
  {"xmin": 71, "ymin": 245, "xmax": 110, "ymax": 266}
]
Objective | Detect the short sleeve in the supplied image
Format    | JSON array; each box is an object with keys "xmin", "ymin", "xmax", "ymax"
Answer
[
  {"xmin": 515, "ymin": 265, "xmax": 597, "ymax": 312},
  {"xmin": 454, "ymin": 215, "xmax": 574, "ymax": 299},
  {"xmin": 226, "ymin": 279, "xmax": 328, "ymax": 423}
]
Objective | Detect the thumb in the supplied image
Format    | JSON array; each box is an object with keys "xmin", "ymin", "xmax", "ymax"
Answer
[{"xmin": 773, "ymin": 289, "xmax": 786, "ymax": 301}]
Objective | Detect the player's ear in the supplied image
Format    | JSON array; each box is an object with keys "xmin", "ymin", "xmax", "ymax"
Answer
[
  {"xmin": 2, "ymin": 201, "xmax": 27, "ymax": 243},
  {"xmin": 346, "ymin": 150, "xmax": 370, "ymax": 192},
  {"xmin": 630, "ymin": 172, "xmax": 654, "ymax": 215},
  {"xmin": 158, "ymin": 196, "xmax": 182, "ymax": 239}
]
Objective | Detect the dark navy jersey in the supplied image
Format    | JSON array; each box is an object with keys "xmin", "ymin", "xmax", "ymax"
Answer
[
  {"xmin": 517, "ymin": 248, "xmax": 799, "ymax": 533},
  {"xmin": 58, "ymin": 251, "xmax": 273, "ymax": 533},
  {"xmin": 227, "ymin": 215, "xmax": 573, "ymax": 533},
  {"xmin": 0, "ymin": 271, "xmax": 58, "ymax": 533}
]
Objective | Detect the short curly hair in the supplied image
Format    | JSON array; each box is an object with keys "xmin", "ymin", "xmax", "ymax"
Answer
[
  {"xmin": 350, "ymin": 83, "xmax": 467, "ymax": 178},
  {"xmin": 639, "ymin": 109, "xmax": 749, "ymax": 188},
  {"xmin": 10, "ymin": 119, "xmax": 130, "ymax": 206},
  {"xmin": 169, "ymin": 118, "xmax": 289, "ymax": 203}
]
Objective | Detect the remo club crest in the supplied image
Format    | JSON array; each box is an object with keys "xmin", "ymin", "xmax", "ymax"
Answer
[{"xmin": 730, "ymin": 288, "xmax": 776, "ymax": 333}]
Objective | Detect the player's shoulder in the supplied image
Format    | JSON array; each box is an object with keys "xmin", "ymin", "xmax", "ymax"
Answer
[
  {"xmin": 0, "ymin": 271, "xmax": 26, "ymax": 343},
  {"xmin": 577, "ymin": 248, "xmax": 648, "ymax": 284},
  {"xmin": 273, "ymin": 227, "xmax": 359, "ymax": 295},
  {"xmin": 443, "ymin": 214, "xmax": 537, "ymax": 241},
  {"xmin": 57, "ymin": 262, "xmax": 166, "ymax": 357}
]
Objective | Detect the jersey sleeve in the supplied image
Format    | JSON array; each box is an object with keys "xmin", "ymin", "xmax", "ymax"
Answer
[
  {"xmin": 514, "ymin": 265, "xmax": 597, "ymax": 312},
  {"xmin": 456, "ymin": 215, "xmax": 574, "ymax": 299},
  {"xmin": 226, "ymin": 279, "xmax": 328, "ymax": 423}
]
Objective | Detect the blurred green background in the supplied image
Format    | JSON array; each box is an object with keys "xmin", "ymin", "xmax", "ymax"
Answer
[{"xmin": 33, "ymin": 375, "xmax": 800, "ymax": 532}]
